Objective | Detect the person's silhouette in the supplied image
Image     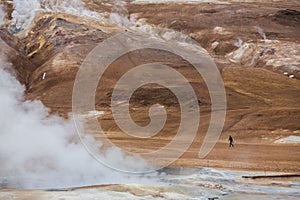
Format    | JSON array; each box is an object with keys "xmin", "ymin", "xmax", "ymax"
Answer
[{"xmin": 228, "ymin": 135, "xmax": 234, "ymax": 147}]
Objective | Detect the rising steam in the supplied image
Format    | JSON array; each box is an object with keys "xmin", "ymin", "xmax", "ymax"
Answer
[
  {"xmin": 0, "ymin": 49, "xmax": 150, "ymax": 189},
  {"xmin": 11, "ymin": 0, "xmax": 104, "ymax": 34},
  {"xmin": 0, "ymin": 5, "xmax": 5, "ymax": 26},
  {"xmin": 0, "ymin": 1, "xmax": 151, "ymax": 188}
]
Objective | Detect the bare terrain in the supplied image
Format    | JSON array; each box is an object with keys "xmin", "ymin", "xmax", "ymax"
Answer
[{"xmin": 0, "ymin": 0, "xmax": 300, "ymax": 175}]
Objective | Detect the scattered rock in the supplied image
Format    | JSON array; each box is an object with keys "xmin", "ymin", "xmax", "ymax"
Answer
[{"xmin": 226, "ymin": 43, "xmax": 259, "ymax": 66}]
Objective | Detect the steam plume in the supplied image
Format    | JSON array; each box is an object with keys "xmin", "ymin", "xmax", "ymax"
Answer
[{"xmin": 0, "ymin": 40, "xmax": 148, "ymax": 190}]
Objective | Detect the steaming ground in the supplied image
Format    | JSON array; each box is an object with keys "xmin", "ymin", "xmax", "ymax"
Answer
[
  {"xmin": 0, "ymin": 48, "xmax": 154, "ymax": 189},
  {"xmin": 9, "ymin": 0, "xmax": 106, "ymax": 36},
  {"xmin": 0, "ymin": 168, "xmax": 299, "ymax": 199},
  {"xmin": 0, "ymin": 0, "xmax": 300, "ymax": 199},
  {"xmin": 0, "ymin": 0, "xmax": 154, "ymax": 189}
]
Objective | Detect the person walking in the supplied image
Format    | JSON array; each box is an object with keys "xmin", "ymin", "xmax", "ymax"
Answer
[{"xmin": 228, "ymin": 135, "xmax": 234, "ymax": 147}]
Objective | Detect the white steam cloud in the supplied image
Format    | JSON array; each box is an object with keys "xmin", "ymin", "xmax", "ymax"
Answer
[
  {"xmin": 108, "ymin": 1, "xmax": 208, "ymax": 56},
  {"xmin": 41, "ymin": 0, "xmax": 103, "ymax": 20},
  {"xmin": 109, "ymin": 1, "xmax": 137, "ymax": 27},
  {"xmin": 255, "ymin": 26, "xmax": 267, "ymax": 40},
  {"xmin": 0, "ymin": 47, "xmax": 150, "ymax": 189},
  {"xmin": 11, "ymin": 0, "xmax": 41, "ymax": 31},
  {"xmin": 0, "ymin": 5, "xmax": 6, "ymax": 26},
  {"xmin": 11, "ymin": 0, "xmax": 105, "ymax": 34}
]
